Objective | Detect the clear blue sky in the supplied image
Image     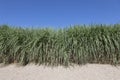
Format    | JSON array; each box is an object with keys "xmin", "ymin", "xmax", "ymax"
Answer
[{"xmin": 0, "ymin": 0, "xmax": 120, "ymax": 28}]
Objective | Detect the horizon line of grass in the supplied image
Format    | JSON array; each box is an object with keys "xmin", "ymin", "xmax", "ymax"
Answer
[{"xmin": 0, "ymin": 24, "xmax": 120, "ymax": 66}]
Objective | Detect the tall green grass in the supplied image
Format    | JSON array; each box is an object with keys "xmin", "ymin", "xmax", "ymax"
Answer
[{"xmin": 0, "ymin": 24, "xmax": 120, "ymax": 66}]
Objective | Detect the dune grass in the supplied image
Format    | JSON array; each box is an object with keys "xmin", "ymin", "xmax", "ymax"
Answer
[{"xmin": 0, "ymin": 24, "xmax": 120, "ymax": 66}]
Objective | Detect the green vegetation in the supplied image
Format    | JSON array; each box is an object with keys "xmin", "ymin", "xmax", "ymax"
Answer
[{"xmin": 0, "ymin": 24, "xmax": 120, "ymax": 66}]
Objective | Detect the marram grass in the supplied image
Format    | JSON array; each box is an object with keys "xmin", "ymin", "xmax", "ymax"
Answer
[{"xmin": 0, "ymin": 24, "xmax": 120, "ymax": 66}]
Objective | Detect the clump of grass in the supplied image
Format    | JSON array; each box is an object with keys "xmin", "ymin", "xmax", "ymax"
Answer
[{"xmin": 0, "ymin": 24, "xmax": 120, "ymax": 66}]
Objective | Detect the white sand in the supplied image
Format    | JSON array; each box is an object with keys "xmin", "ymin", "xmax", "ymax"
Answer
[{"xmin": 0, "ymin": 64, "xmax": 120, "ymax": 80}]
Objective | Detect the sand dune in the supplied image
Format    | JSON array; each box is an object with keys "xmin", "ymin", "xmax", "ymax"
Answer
[{"xmin": 0, "ymin": 64, "xmax": 120, "ymax": 80}]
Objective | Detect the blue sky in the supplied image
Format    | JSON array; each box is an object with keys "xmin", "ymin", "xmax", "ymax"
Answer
[{"xmin": 0, "ymin": 0, "xmax": 120, "ymax": 28}]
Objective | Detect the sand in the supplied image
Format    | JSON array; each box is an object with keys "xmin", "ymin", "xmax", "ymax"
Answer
[{"xmin": 0, "ymin": 64, "xmax": 120, "ymax": 80}]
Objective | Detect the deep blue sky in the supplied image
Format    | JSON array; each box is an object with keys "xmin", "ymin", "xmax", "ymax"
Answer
[{"xmin": 0, "ymin": 0, "xmax": 120, "ymax": 28}]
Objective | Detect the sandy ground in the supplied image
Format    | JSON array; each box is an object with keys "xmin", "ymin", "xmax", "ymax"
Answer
[{"xmin": 0, "ymin": 64, "xmax": 120, "ymax": 80}]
